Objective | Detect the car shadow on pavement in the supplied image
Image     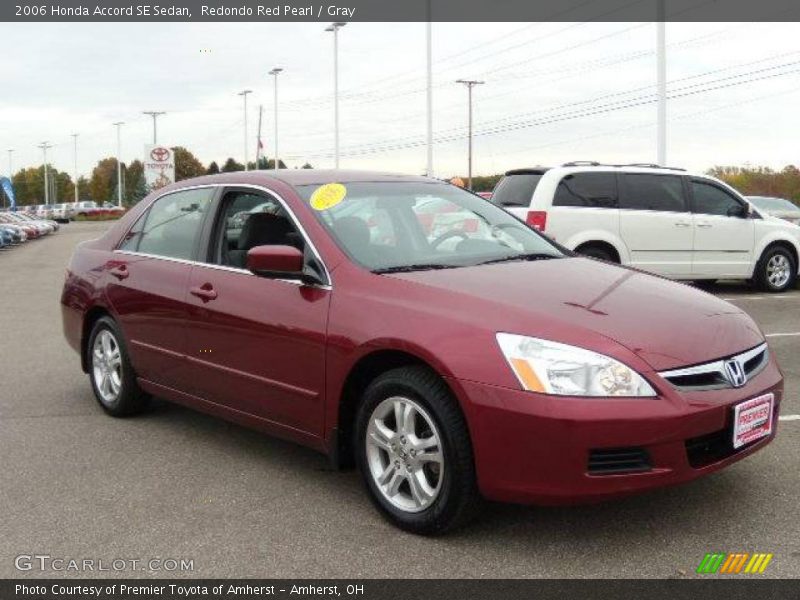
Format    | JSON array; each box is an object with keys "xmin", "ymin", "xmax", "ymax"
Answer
[{"xmin": 137, "ymin": 397, "xmax": 757, "ymax": 547}]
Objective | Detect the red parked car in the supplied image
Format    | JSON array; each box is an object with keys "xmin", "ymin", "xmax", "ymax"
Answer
[{"xmin": 61, "ymin": 170, "xmax": 781, "ymax": 534}]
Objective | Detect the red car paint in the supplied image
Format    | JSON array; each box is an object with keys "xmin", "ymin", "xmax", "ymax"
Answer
[{"xmin": 61, "ymin": 170, "xmax": 781, "ymax": 505}]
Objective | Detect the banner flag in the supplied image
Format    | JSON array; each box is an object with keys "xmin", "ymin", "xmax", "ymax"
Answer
[{"xmin": 0, "ymin": 176, "xmax": 15, "ymax": 211}]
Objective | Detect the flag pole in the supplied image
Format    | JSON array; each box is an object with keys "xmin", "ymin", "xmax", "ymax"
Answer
[{"xmin": 256, "ymin": 104, "xmax": 264, "ymax": 169}]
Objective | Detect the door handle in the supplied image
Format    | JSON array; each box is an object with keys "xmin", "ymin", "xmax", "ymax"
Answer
[
  {"xmin": 674, "ymin": 222, "xmax": 691, "ymax": 228},
  {"xmin": 697, "ymin": 222, "xmax": 712, "ymax": 228},
  {"xmin": 109, "ymin": 265, "xmax": 129, "ymax": 280},
  {"xmin": 190, "ymin": 284, "xmax": 218, "ymax": 302}
]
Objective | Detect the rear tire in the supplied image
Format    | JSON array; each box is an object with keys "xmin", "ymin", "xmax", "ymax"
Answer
[
  {"xmin": 87, "ymin": 316, "xmax": 150, "ymax": 417},
  {"xmin": 755, "ymin": 246, "xmax": 797, "ymax": 293},
  {"xmin": 577, "ymin": 244, "xmax": 617, "ymax": 263},
  {"xmin": 355, "ymin": 366, "xmax": 481, "ymax": 535}
]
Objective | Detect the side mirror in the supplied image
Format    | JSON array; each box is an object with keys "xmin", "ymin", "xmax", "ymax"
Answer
[
  {"xmin": 727, "ymin": 204, "xmax": 748, "ymax": 218},
  {"xmin": 247, "ymin": 245, "xmax": 304, "ymax": 279}
]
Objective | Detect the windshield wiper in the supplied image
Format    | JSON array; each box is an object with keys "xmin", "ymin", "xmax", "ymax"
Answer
[
  {"xmin": 478, "ymin": 252, "xmax": 561, "ymax": 266},
  {"xmin": 372, "ymin": 263, "xmax": 459, "ymax": 274}
]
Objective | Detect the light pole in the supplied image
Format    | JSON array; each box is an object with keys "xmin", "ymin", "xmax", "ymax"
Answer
[
  {"xmin": 71, "ymin": 133, "xmax": 79, "ymax": 202},
  {"xmin": 426, "ymin": 2, "xmax": 433, "ymax": 177},
  {"xmin": 269, "ymin": 68, "xmax": 283, "ymax": 171},
  {"xmin": 113, "ymin": 122, "xmax": 124, "ymax": 207},
  {"xmin": 142, "ymin": 111, "xmax": 166, "ymax": 144},
  {"xmin": 455, "ymin": 79, "xmax": 484, "ymax": 191},
  {"xmin": 656, "ymin": 0, "xmax": 667, "ymax": 165},
  {"xmin": 238, "ymin": 90, "xmax": 253, "ymax": 171},
  {"xmin": 325, "ymin": 22, "xmax": 346, "ymax": 168},
  {"xmin": 38, "ymin": 142, "xmax": 52, "ymax": 205}
]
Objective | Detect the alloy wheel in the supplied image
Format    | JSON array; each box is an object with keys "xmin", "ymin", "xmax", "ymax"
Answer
[
  {"xmin": 767, "ymin": 254, "xmax": 791, "ymax": 288},
  {"xmin": 365, "ymin": 396, "xmax": 444, "ymax": 513},
  {"xmin": 92, "ymin": 329, "xmax": 123, "ymax": 405}
]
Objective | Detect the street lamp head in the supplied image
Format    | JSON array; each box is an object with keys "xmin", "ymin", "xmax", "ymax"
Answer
[
  {"xmin": 325, "ymin": 22, "xmax": 346, "ymax": 32},
  {"xmin": 113, "ymin": 121, "xmax": 125, "ymax": 126},
  {"xmin": 238, "ymin": 89, "xmax": 253, "ymax": 96},
  {"xmin": 269, "ymin": 68, "xmax": 283, "ymax": 76}
]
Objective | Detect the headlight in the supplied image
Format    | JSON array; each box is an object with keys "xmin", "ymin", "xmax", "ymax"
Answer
[{"xmin": 496, "ymin": 333, "xmax": 656, "ymax": 397}]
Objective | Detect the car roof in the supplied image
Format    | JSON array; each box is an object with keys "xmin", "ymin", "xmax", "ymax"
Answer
[{"xmin": 175, "ymin": 169, "xmax": 436, "ymax": 190}]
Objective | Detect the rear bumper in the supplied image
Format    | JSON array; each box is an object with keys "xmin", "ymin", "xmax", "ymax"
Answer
[{"xmin": 450, "ymin": 359, "xmax": 782, "ymax": 505}]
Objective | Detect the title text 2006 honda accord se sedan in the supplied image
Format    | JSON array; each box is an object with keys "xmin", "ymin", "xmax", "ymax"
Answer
[{"xmin": 62, "ymin": 170, "xmax": 781, "ymax": 534}]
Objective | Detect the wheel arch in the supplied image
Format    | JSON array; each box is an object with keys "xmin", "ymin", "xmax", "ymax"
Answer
[
  {"xmin": 80, "ymin": 306, "xmax": 113, "ymax": 373},
  {"xmin": 330, "ymin": 347, "xmax": 456, "ymax": 470},
  {"xmin": 566, "ymin": 231, "xmax": 628, "ymax": 263},
  {"xmin": 754, "ymin": 236, "xmax": 800, "ymax": 278}
]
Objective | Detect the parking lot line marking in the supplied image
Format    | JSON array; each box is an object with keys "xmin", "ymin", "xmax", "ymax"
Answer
[
  {"xmin": 765, "ymin": 332, "xmax": 800, "ymax": 338},
  {"xmin": 779, "ymin": 415, "xmax": 800, "ymax": 421},
  {"xmin": 720, "ymin": 296, "xmax": 800, "ymax": 301}
]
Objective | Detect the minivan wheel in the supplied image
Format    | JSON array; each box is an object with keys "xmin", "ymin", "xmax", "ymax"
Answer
[
  {"xmin": 355, "ymin": 366, "xmax": 481, "ymax": 534},
  {"xmin": 87, "ymin": 317, "xmax": 150, "ymax": 417},
  {"xmin": 577, "ymin": 244, "xmax": 617, "ymax": 263},
  {"xmin": 756, "ymin": 246, "xmax": 797, "ymax": 293}
]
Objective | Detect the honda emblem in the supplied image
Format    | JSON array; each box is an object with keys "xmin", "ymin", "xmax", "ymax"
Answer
[{"xmin": 724, "ymin": 359, "xmax": 747, "ymax": 388}]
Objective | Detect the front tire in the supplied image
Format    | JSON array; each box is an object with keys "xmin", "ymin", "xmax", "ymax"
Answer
[
  {"xmin": 87, "ymin": 316, "xmax": 150, "ymax": 417},
  {"xmin": 355, "ymin": 366, "xmax": 481, "ymax": 535},
  {"xmin": 755, "ymin": 246, "xmax": 797, "ymax": 293}
]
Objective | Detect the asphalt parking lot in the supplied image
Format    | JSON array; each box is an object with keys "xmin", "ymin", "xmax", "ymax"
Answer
[{"xmin": 1, "ymin": 221, "xmax": 798, "ymax": 579}]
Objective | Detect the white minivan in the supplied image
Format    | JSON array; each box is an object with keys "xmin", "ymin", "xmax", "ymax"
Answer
[{"xmin": 491, "ymin": 163, "xmax": 800, "ymax": 292}]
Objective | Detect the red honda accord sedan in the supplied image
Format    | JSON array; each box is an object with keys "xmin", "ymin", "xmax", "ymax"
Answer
[{"xmin": 61, "ymin": 170, "xmax": 781, "ymax": 534}]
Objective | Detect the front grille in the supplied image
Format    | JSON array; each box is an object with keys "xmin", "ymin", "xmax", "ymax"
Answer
[
  {"xmin": 588, "ymin": 448, "xmax": 652, "ymax": 475},
  {"xmin": 659, "ymin": 343, "xmax": 769, "ymax": 392}
]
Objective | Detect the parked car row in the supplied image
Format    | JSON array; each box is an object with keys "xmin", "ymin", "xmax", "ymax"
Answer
[
  {"xmin": 18, "ymin": 201, "xmax": 126, "ymax": 223},
  {"xmin": 489, "ymin": 162, "xmax": 800, "ymax": 292},
  {"xmin": 0, "ymin": 211, "xmax": 59, "ymax": 248}
]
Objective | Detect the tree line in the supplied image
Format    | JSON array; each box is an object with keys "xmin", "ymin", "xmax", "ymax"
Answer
[
  {"xmin": 707, "ymin": 165, "xmax": 800, "ymax": 205},
  {"xmin": 9, "ymin": 151, "xmax": 798, "ymax": 207},
  {"xmin": 8, "ymin": 146, "xmax": 311, "ymax": 207}
]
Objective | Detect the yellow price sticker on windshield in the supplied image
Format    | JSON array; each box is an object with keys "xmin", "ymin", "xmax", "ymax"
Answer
[{"xmin": 310, "ymin": 183, "xmax": 347, "ymax": 211}]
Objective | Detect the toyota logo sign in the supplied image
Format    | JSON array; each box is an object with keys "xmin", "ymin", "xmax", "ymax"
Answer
[{"xmin": 150, "ymin": 147, "xmax": 170, "ymax": 162}]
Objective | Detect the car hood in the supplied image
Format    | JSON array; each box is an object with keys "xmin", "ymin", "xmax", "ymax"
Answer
[{"xmin": 385, "ymin": 257, "xmax": 764, "ymax": 371}]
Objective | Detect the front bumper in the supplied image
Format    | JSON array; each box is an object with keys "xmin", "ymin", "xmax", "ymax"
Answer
[{"xmin": 450, "ymin": 356, "xmax": 782, "ymax": 505}]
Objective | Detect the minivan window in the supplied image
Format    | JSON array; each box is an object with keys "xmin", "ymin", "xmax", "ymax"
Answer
[
  {"xmin": 491, "ymin": 174, "xmax": 543, "ymax": 207},
  {"xmin": 622, "ymin": 174, "xmax": 687, "ymax": 213},
  {"xmin": 553, "ymin": 172, "xmax": 617, "ymax": 208},
  {"xmin": 691, "ymin": 180, "xmax": 743, "ymax": 216},
  {"xmin": 131, "ymin": 188, "xmax": 214, "ymax": 260}
]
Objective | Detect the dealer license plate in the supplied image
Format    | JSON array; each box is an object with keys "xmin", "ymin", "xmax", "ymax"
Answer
[{"xmin": 732, "ymin": 393, "xmax": 774, "ymax": 449}]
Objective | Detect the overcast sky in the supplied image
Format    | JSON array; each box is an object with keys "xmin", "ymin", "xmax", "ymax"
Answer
[{"xmin": 1, "ymin": 21, "xmax": 799, "ymax": 182}]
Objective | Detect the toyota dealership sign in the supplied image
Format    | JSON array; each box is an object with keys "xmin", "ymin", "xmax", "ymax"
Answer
[{"xmin": 144, "ymin": 144, "xmax": 175, "ymax": 190}]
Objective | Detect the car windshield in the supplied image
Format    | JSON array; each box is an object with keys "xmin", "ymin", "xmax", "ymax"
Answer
[
  {"xmin": 748, "ymin": 196, "xmax": 799, "ymax": 212},
  {"xmin": 296, "ymin": 181, "xmax": 564, "ymax": 272}
]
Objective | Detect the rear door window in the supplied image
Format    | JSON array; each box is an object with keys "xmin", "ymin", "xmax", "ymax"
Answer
[
  {"xmin": 130, "ymin": 188, "xmax": 214, "ymax": 260},
  {"xmin": 621, "ymin": 174, "xmax": 687, "ymax": 213},
  {"xmin": 491, "ymin": 173, "xmax": 543, "ymax": 207},
  {"xmin": 553, "ymin": 172, "xmax": 617, "ymax": 208}
]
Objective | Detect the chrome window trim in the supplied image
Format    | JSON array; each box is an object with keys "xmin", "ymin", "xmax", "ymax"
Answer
[
  {"xmin": 112, "ymin": 249, "xmax": 331, "ymax": 291},
  {"xmin": 113, "ymin": 182, "xmax": 332, "ymax": 289},
  {"xmin": 658, "ymin": 342, "xmax": 768, "ymax": 383}
]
